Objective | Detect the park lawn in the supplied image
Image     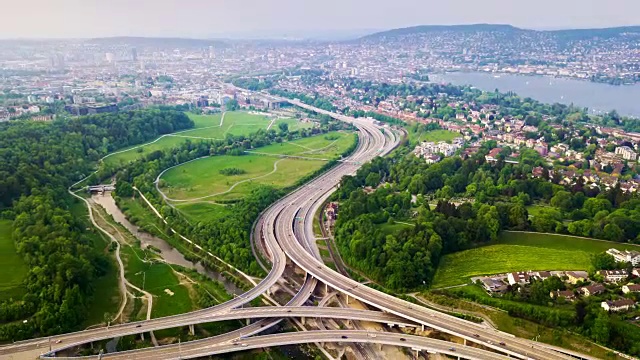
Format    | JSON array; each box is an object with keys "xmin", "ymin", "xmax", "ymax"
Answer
[
  {"xmin": 160, "ymin": 154, "xmax": 280, "ymax": 200},
  {"xmin": 525, "ymin": 204, "xmax": 558, "ymax": 217},
  {"xmin": 161, "ymin": 154, "xmax": 327, "ymax": 202},
  {"xmin": 121, "ymin": 246, "xmax": 194, "ymax": 318},
  {"xmin": 174, "ymin": 202, "xmax": 232, "ymax": 223},
  {"xmin": 256, "ymin": 131, "xmax": 355, "ymax": 159},
  {"xmin": 432, "ymin": 231, "xmax": 640, "ymax": 288},
  {"xmin": 416, "ymin": 129, "xmax": 460, "ymax": 143},
  {"xmin": 273, "ymin": 118, "xmax": 314, "ymax": 132},
  {"xmin": 187, "ymin": 158, "xmax": 327, "ymax": 202},
  {"xmin": 102, "ymin": 112, "xmax": 269, "ymax": 166},
  {"xmin": 187, "ymin": 112, "xmax": 223, "ymax": 129},
  {"xmin": 0, "ymin": 220, "xmax": 28, "ymax": 302},
  {"xmin": 178, "ymin": 111, "xmax": 270, "ymax": 139},
  {"xmin": 376, "ymin": 222, "xmax": 414, "ymax": 236},
  {"xmin": 103, "ymin": 135, "xmax": 203, "ymax": 166},
  {"xmin": 497, "ymin": 231, "xmax": 640, "ymax": 252}
]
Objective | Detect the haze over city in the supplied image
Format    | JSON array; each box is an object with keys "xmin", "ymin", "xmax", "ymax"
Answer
[
  {"xmin": 1, "ymin": 0, "xmax": 640, "ymax": 39},
  {"xmin": 2, "ymin": 2, "xmax": 640, "ymax": 360}
]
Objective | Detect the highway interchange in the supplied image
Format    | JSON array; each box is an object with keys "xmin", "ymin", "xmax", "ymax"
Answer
[{"xmin": 0, "ymin": 98, "xmax": 596, "ymax": 360}]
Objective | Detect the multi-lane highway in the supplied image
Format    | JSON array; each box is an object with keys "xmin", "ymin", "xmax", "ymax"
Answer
[
  {"xmin": 0, "ymin": 97, "xmax": 596, "ymax": 360},
  {"xmin": 53, "ymin": 331, "xmax": 512, "ymax": 360}
]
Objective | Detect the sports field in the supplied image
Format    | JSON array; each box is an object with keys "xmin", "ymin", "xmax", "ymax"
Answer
[
  {"xmin": 103, "ymin": 112, "xmax": 310, "ymax": 166},
  {"xmin": 431, "ymin": 231, "xmax": 640, "ymax": 288},
  {"xmin": 0, "ymin": 220, "xmax": 28, "ymax": 301}
]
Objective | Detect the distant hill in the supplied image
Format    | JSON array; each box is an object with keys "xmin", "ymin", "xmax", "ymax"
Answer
[
  {"xmin": 360, "ymin": 24, "xmax": 640, "ymax": 41},
  {"xmin": 86, "ymin": 36, "xmax": 229, "ymax": 48}
]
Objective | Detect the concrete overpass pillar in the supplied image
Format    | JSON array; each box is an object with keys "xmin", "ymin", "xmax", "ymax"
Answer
[
  {"xmin": 346, "ymin": 294, "xmax": 349, "ymax": 304},
  {"xmin": 188, "ymin": 324, "xmax": 195, "ymax": 336},
  {"xmin": 463, "ymin": 338, "xmax": 467, "ymax": 346},
  {"xmin": 246, "ymin": 318, "xmax": 250, "ymax": 326},
  {"xmin": 301, "ymin": 317, "xmax": 306, "ymax": 326},
  {"xmin": 140, "ymin": 332, "xmax": 145, "ymax": 341},
  {"xmin": 421, "ymin": 324, "xmax": 424, "ymax": 332}
]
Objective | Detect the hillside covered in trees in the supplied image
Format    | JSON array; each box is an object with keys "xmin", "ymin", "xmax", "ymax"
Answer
[{"xmin": 0, "ymin": 109, "xmax": 192, "ymax": 341}]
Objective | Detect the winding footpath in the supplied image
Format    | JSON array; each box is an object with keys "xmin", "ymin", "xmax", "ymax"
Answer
[{"xmin": 67, "ymin": 189, "xmax": 157, "ymax": 345}]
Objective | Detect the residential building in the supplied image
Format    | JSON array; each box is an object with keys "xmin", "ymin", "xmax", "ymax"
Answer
[
  {"xmin": 598, "ymin": 269, "xmax": 628, "ymax": 283},
  {"xmin": 601, "ymin": 299, "xmax": 636, "ymax": 312},
  {"xmin": 481, "ymin": 277, "xmax": 508, "ymax": 294},
  {"xmin": 578, "ymin": 284, "xmax": 605, "ymax": 297},
  {"xmin": 507, "ymin": 272, "xmax": 530, "ymax": 285},
  {"xmin": 622, "ymin": 284, "xmax": 640, "ymax": 294},
  {"xmin": 615, "ymin": 146, "xmax": 638, "ymax": 161},
  {"xmin": 485, "ymin": 148, "xmax": 502, "ymax": 163},
  {"xmin": 566, "ymin": 271, "xmax": 588, "ymax": 284},
  {"xmin": 606, "ymin": 248, "xmax": 640, "ymax": 266},
  {"xmin": 550, "ymin": 290, "xmax": 576, "ymax": 301}
]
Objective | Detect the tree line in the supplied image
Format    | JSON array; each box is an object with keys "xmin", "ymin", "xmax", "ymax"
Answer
[{"xmin": 0, "ymin": 109, "xmax": 192, "ymax": 341}]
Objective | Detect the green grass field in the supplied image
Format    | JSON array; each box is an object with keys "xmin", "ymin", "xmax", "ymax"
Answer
[
  {"xmin": 0, "ymin": 220, "xmax": 28, "ymax": 302},
  {"xmin": 103, "ymin": 112, "xmax": 312, "ymax": 166},
  {"xmin": 273, "ymin": 117, "xmax": 314, "ymax": 132},
  {"xmin": 376, "ymin": 222, "xmax": 414, "ymax": 236},
  {"xmin": 121, "ymin": 246, "xmax": 194, "ymax": 319},
  {"xmin": 174, "ymin": 202, "xmax": 232, "ymax": 223},
  {"xmin": 254, "ymin": 131, "xmax": 355, "ymax": 159},
  {"xmin": 525, "ymin": 204, "xmax": 559, "ymax": 217},
  {"xmin": 431, "ymin": 231, "xmax": 640, "ymax": 288},
  {"xmin": 160, "ymin": 155, "xmax": 326, "ymax": 202},
  {"xmin": 416, "ymin": 130, "xmax": 462, "ymax": 142}
]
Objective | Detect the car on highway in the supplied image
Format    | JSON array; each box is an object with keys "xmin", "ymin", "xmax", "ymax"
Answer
[
  {"xmin": 499, "ymin": 341, "xmax": 506, "ymax": 346},
  {"xmin": 241, "ymin": 343, "xmax": 248, "ymax": 347},
  {"xmin": 473, "ymin": 333, "xmax": 480, "ymax": 338},
  {"xmin": 449, "ymin": 347, "xmax": 456, "ymax": 352},
  {"xmin": 55, "ymin": 340, "xmax": 62, "ymax": 344},
  {"xmin": 341, "ymin": 335, "xmax": 348, "ymax": 339},
  {"xmin": 399, "ymin": 338, "xmax": 406, "ymax": 342},
  {"xmin": 136, "ymin": 325, "xmax": 142, "ymax": 328}
]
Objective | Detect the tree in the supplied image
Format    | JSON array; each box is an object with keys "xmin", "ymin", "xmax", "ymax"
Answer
[
  {"xmin": 277, "ymin": 122, "xmax": 289, "ymax": 133},
  {"xmin": 591, "ymin": 253, "xmax": 617, "ymax": 270},
  {"xmin": 603, "ymin": 223, "xmax": 624, "ymax": 242},
  {"xmin": 226, "ymin": 99, "xmax": 239, "ymax": 111},
  {"xmin": 592, "ymin": 312, "xmax": 611, "ymax": 344}
]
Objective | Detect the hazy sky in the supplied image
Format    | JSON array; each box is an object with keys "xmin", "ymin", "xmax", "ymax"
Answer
[{"xmin": 1, "ymin": 0, "xmax": 639, "ymax": 39}]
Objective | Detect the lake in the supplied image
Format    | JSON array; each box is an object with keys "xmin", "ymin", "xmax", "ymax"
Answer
[{"xmin": 430, "ymin": 72, "xmax": 640, "ymax": 118}]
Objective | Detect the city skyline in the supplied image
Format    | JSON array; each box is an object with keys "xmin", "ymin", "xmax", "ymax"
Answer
[{"xmin": 1, "ymin": 0, "xmax": 639, "ymax": 39}]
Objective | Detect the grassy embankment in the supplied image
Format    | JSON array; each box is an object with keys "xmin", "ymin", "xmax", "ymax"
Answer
[
  {"xmin": 0, "ymin": 220, "xmax": 28, "ymax": 302},
  {"xmin": 432, "ymin": 231, "xmax": 640, "ymax": 288}
]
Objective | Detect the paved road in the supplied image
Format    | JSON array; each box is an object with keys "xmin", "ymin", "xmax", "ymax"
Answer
[
  {"xmin": 0, "ymin": 98, "xmax": 596, "ymax": 360},
  {"xmin": 53, "ymin": 330, "xmax": 511, "ymax": 360},
  {"xmin": 263, "ymin": 98, "xmax": 591, "ymax": 360}
]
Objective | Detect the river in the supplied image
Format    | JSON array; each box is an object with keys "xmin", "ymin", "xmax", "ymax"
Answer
[
  {"xmin": 430, "ymin": 72, "xmax": 640, "ymax": 118},
  {"xmin": 91, "ymin": 193, "xmax": 244, "ymax": 296}
]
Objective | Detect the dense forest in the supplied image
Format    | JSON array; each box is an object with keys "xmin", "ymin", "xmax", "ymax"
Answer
[
  {"xmin": 116, "ymin": 123, "xmax": 358, "ymax": 275},
  {"xmin": 0, "ymin": 109, "xmax": 192, "ymax": 341}
]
